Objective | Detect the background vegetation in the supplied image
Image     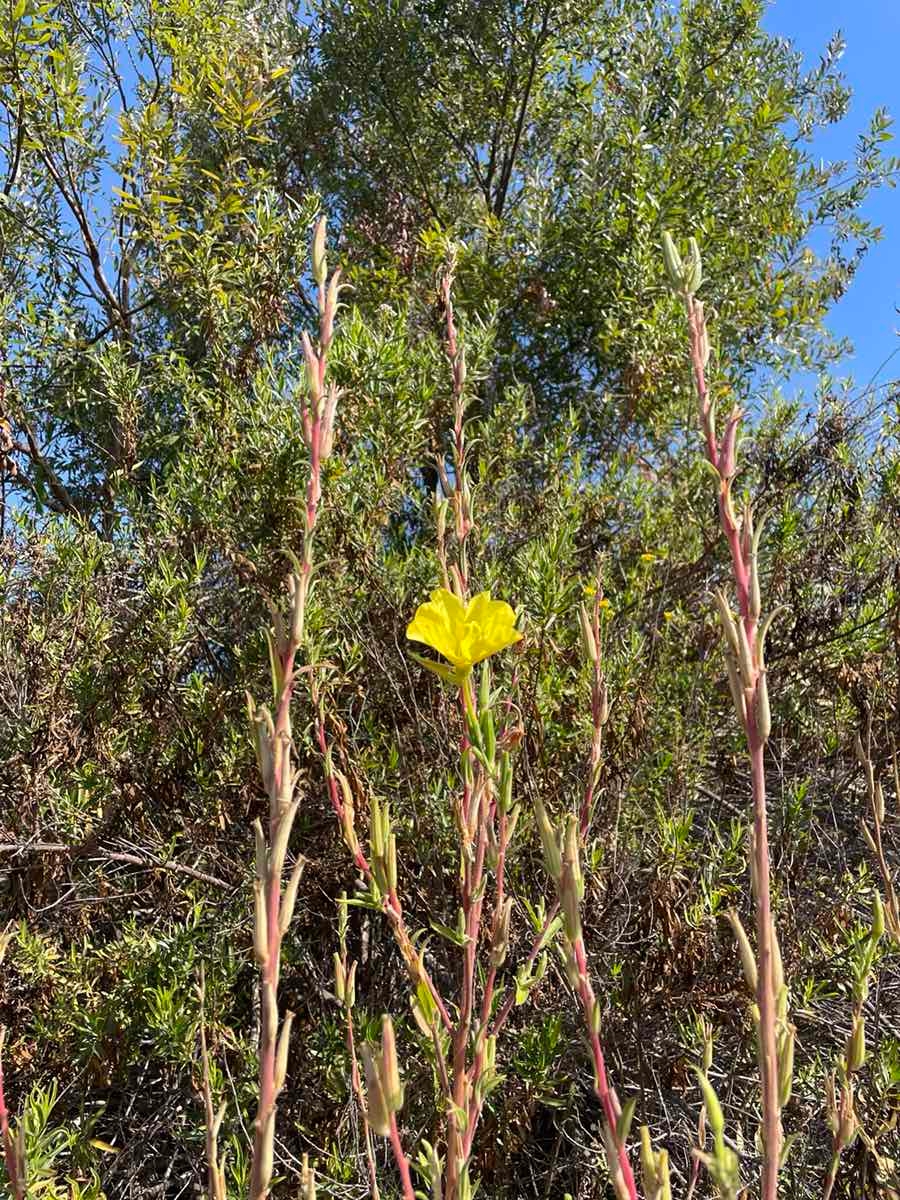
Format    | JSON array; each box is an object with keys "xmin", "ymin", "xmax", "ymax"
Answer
[{"xmin": 0, "ymin": 0, "xmax": 898, "ymax": 1196}]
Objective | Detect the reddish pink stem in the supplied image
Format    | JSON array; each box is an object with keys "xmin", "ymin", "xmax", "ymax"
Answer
[
  {"xmin": 686, "ymin": 295, "xmax": 780, "ymax": 1199},
  {"xmin": 572, "ymin": 940, "xmax": 638, "ymax": 1200},
  {"xmin": 388, "ymin": 1114, "xmax": 417, "ymax": 1200}
]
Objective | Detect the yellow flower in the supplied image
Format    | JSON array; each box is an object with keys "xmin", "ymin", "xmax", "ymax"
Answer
[
  {"xmin": 639, "ymin": 552, "xmax": 656, "ymax": 564},
  {"xmin": 407, "ymin": 588, "xmax": 523, "ymax": 677},
  {"xmin": 598, "ymin": 597, "xmax": 612, "ymax": 613},
  {"xmin": 663, "ymin": 610, "xmax": 675, "ymax": 622}
]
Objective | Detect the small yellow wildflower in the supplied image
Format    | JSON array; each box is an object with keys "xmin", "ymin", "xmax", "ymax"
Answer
[
  {"xmin": 639, "ymin": 552, "xmax": 656, "ymax": 564},
  {"xmin": 407, "ymin": 588, "xmax": 522, "ymax": 678},
  {"xmin": 598, "ymin": 597, "xmax": 613, "ymax": 615},
  {"xmin": 583, "ymin": 583, "xmax": 597, "ymax": 598},
  {"xmin": 663, "ymin": 610, "xmax": 676, "ymax": 622}
]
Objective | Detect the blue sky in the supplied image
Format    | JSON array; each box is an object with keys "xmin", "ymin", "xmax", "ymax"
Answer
[{"xmin": 762, "ymin": 0, "xmax": 900, "ymax": 390}]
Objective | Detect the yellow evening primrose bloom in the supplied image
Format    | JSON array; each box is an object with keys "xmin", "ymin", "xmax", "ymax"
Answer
[{"xmin": 407, "ymin": 588, "xmax": 522, "ymax": 677}]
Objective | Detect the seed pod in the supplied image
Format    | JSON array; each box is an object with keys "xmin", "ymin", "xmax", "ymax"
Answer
[
  {"xmin": 253, "ymin": 818, "xmax": 268, "ymax": 884},
  {"xmin": 334, "ymin": 953, "xmax": 346, "ymax": 1004},
  {"xmin": 253, "ymin": 879, "xmax": 269, "ymax": 967},
  {"xmin": 755, "ymin": 606, "xmax": 782, "ymax": 674},
  {"xmin": 386, "ymin": 832, "xmax": 398, "ymax": 893},
  {"xmin": 274, "ymin": 1010, "xmax": 294, "ymax": 1091},
  {"xmin": 724, "ymin": 645, "xmax": 748, "ymax": 725},
  {"xmin": 713, "ymin": 590, "xmax": 741, "ymax": 657},
  {"xmin": 685, "ymin": 237, "xmax": 703, "ymax": 294},
  {"xmin": 755, "ymin": 672, "xmax": 771, "ymax": 742},
  {"xmin": 279, "ymin": 856, "xmax": 306, "ymax": 935},
  {"xmin": 771, "ymin": 923, "xmax": 785, "ymax": 1000},
  {"xmin": 735, "ymin": 617, "xmax": 755, "ymax": 689},
  {"xmin": 270, "ymin": 798, "xmax": 300, "ymax": 879},
  {"xmin": 254, "ymin": 1110, "xmax": 275, "ymax": 1193}
]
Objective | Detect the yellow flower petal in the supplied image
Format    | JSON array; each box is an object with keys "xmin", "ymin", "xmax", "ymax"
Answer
[{"xmin": 406, "ymin": 587, "xmax": 522, "ymax": 671}]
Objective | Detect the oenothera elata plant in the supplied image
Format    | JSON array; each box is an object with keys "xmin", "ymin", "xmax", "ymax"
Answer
[
  {"xmin": 533, "ymin": 576, "xmax": 686, "ymax": 1200},
  {"xmin": 328, "ymin": 260, "xmax": 565, "ymax": 1200},
  {"xmin": 239, "ymin": 213, "xmax": 346, "ymax": 1200},
  {"xmin": 663, "ymin": 232, "xmax": 794, "ymax": 1200}
]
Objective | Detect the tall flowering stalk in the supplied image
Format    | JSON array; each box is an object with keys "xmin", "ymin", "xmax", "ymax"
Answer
[
  {"xmin": 242, "ymin": 215, "xmax": 342, "ymax": 1200},
  {"xmin": 663, "ymin": 233, "xmax": 793, "ymax": 1200},
  {"xmin": 534, "ymin": 580, "xmax": 642, "ymax": 1200},
  {"xmin": 330, "ymin": 257, "xmax": 551, "ymax": 1200}
]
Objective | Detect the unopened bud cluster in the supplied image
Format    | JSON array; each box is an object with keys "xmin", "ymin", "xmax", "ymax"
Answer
[{"xmin": 300, "ymin": 216, "xmax": 344, "ymax": 465}]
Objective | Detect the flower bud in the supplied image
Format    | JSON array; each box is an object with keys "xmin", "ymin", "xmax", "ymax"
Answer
[
  {"xmin": 695, "ymin": 1069, "xmax": 725, "ymax": 1139},
  {"xmin": 362, "ymin": 1044, "xmax": 391, "ymax": 1137},
  {"xmin": 661, "ymin": 231, "xmax": 685, "ymax": 291},
  {"xmin": 726, "ymin": 909, "xmax": 757, "ymax": 996},
  {"xmin": 311, "ymin": 216, "xmax": 327, "ymax": 289},
  {"xmin": 301, "ymin": 1153, "xmax": 317, "ymax": 1200},
  {"xmin": 578, "ymin": 602, "xmax": 598, "ymax": 663},
  {"xmin": 490, "ymin": 897, "xmax": 513, "ymax": 968},
  {"xmin": 380, "ymin": 1015, "xmax": 404, "ymax": 1114},
  {"xmin": 872, "ymin": 891, "xmax": 885, "ymax": 942},
  {"xmin": 534, "ymin": 796, "xmax": 562, "ymax": 881},
  {"xmin": 846, "ymin": 1015, "xmax": 866, "ymax": 1072},
  {"xmin": 777, "ymin": 1024, "xmax": 795, "ymax": 1108}
]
